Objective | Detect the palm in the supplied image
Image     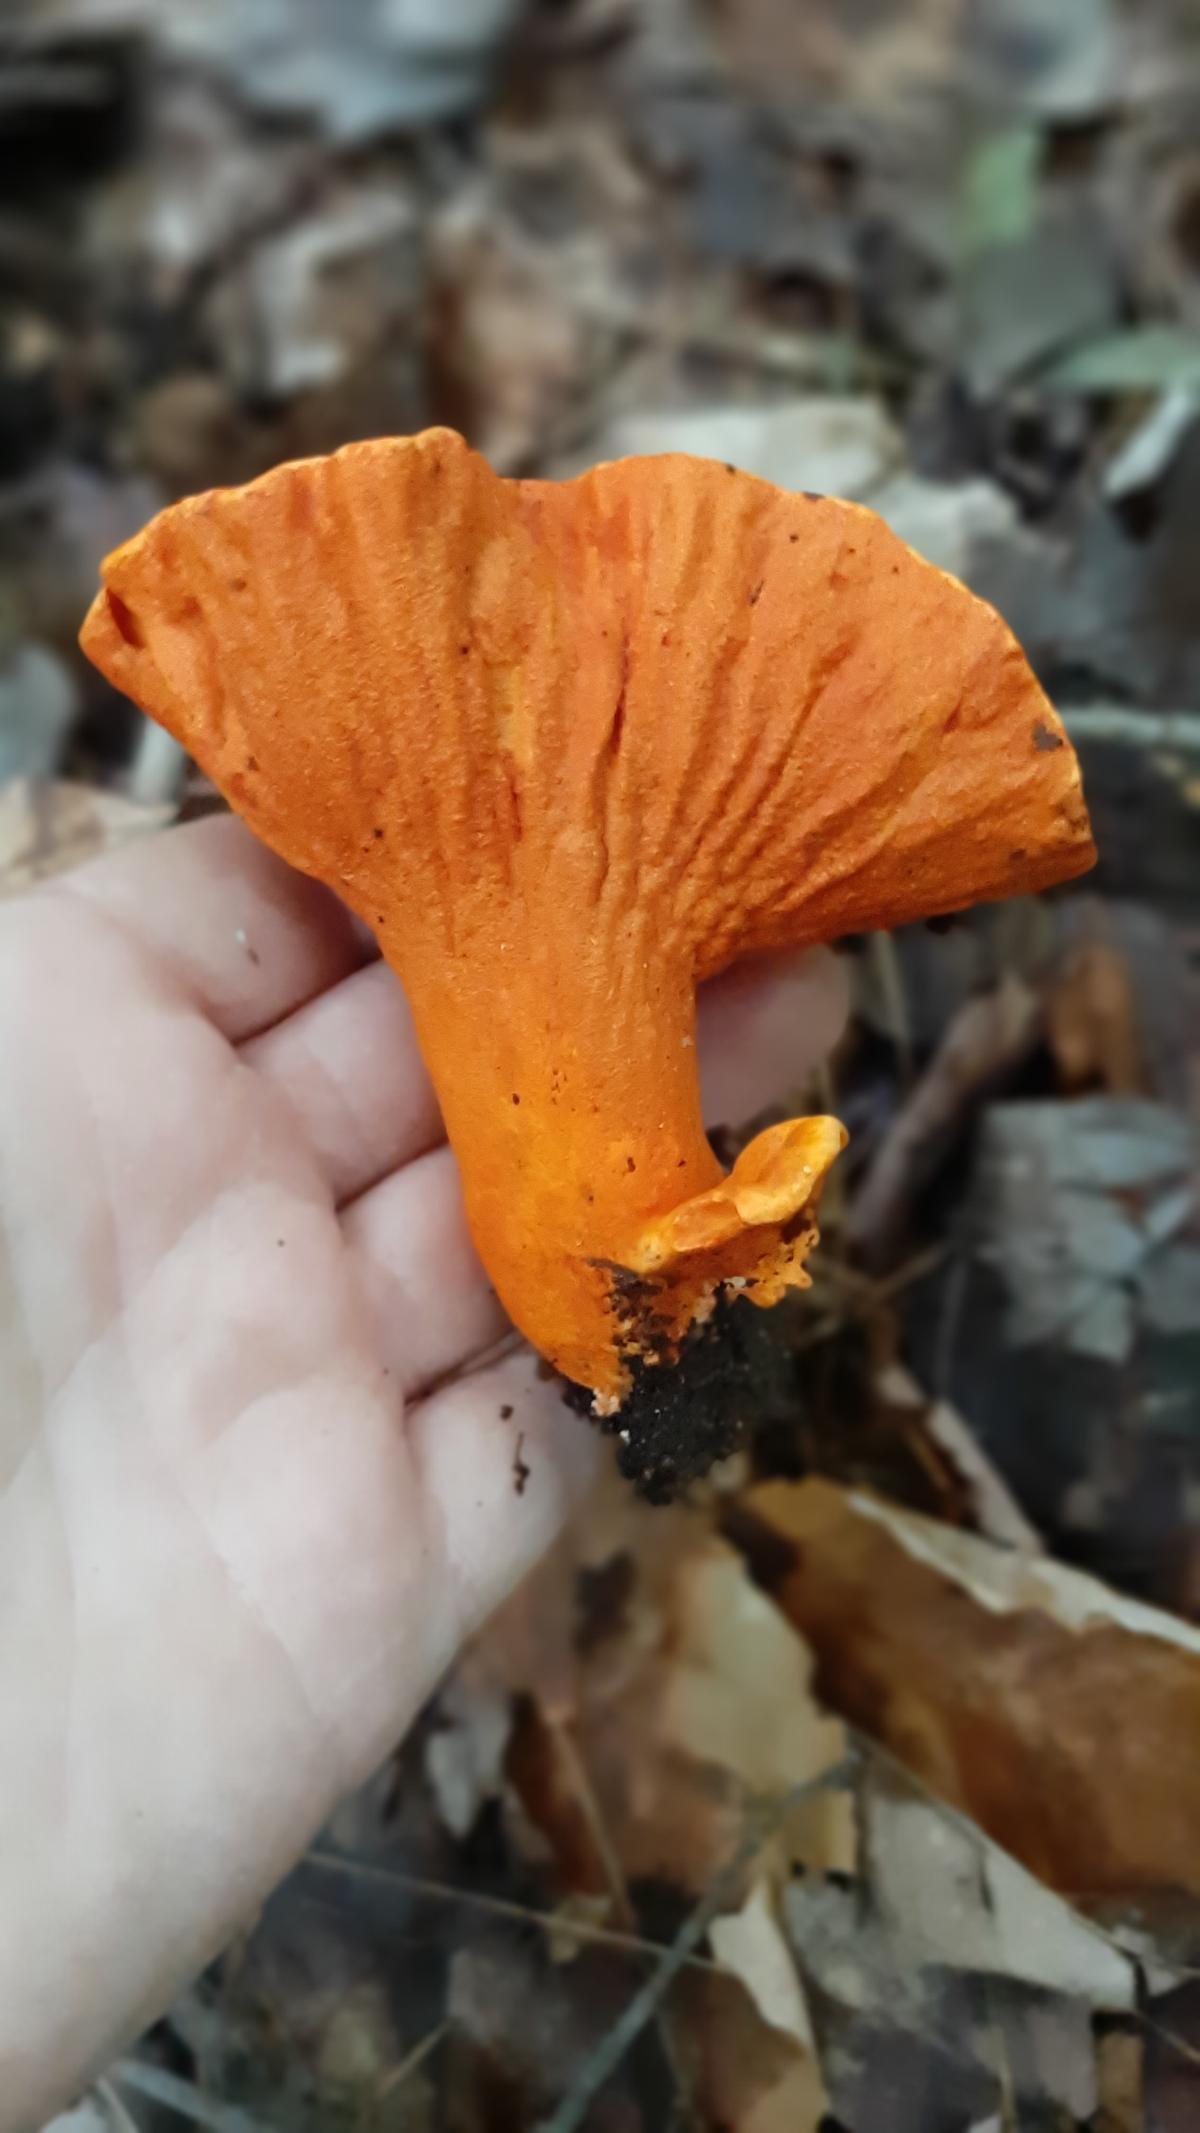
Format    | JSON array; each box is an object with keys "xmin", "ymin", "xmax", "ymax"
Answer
[{"xmin": 0, "ymin": 818, "xmax": 844, "ymax": 2127}]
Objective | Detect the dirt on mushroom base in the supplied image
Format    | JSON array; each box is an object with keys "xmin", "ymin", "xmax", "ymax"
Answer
[{"xmin": 562, "ymin": 1289, "xmax": 789, "ymax": 1502}]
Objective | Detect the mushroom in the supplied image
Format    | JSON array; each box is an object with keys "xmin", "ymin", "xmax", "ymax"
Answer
[{"xmin": 80, "ymin": 428, "xmax": 1094, "ymax": 1420}]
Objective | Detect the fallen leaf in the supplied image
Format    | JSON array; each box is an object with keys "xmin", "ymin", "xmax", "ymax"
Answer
[
  {"xmin": 1047, "ymin": 931, "xmax": 1145, "ymax": 1095},
  {"xmin": 424, "ymin": 1669, "xmax": 512, "ymax": 1841},
  {"xmin": 589, "ymin": 397, "xmax": 903, "ymax": 499},
  {"xmin": 966, "ymin": 0, "xmax": 1124, "ymax": 119},
  {"xmin": 957, "ymin": 125, "xmax": 1040, "ymax": 259},
  {"xmin": 710, "ymin": 1879, "xmax": 818, "ymax": 2047},
  {"xmin": 1104, "ymin": 389, "xmax": 1200, "ymax": 501},
  {"xmin": 672, "ymin": 1959, "xmax": 828, "ymax": 2133},
  {"xmin": 971, "ymin": 1097, "xmax": 1197, "ymax": 1363},
  {"xmin": 873, "ymin": 1361, "xmax": 1043, "ymax": 1553},
  {"xmin": 1095, "ymin": 2027, "xmax": 1146, "ymax": 2132},
  {"xmin": 737, "ymin": 1477, "xmax": 1200, "ymax": 1901},
  {"xmin": 205, "ymin": 182, "xmax": 420, "ymax": 401},
  {"xmin": 864, "ymin": 1774, "xmax": 1134, "ymax": 2005},
  {"xmin": 960, "ymin": 211, "xmax": 1120, "ymax": 394},
  {"xmin": 47, "ymin": 0, "xmax": 523, "ymax": 138},
  {"xmin": 1046, "ymin": 326, "xmax": 1200, "ymax": 392}
]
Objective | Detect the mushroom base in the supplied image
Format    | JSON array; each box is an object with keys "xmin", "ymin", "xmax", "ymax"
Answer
[{"xmin": 561, "ymin": 1289, "xmax": 795, "ymax": 1503}]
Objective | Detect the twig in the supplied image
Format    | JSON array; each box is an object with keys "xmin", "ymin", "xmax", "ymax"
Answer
[
  {"xmin": 1138, "ymin": 2013, "xmax": 1200, "ymax": 2070},
  {"xmin": 1061, "ymin": 705, "xmax": 1200, "ymax": 752},
  {"xmin": 546, "ymin": 1714, "xmax": 701, "ymax": 2128},
  {"xmin": 302, "ymin": 1848, "xmax": 726, "ymax": 1974},
  {"xmin": 535, "ymin": 1757, "xmax": 858, "ymax": 2133},
  {"xmin": 849, "ymin": 974, "xmax": 1041, "ymax": 1263},
  {"xmin": 367, "ymin": 2021, "xmax": 447, "ymax": 2120},
  {"xmin": 793, "ymin": 1243, "xmax": 945, "ymax": 1350},
  {"xmin": 110, "ymin": 2060, "xmax": 269, "ymax": 2133},
  {"xmin": 547, "ymin": 1715, "xmax": 632, "ymax": 1926},
  {"xmin": 95, "ymin": 2079, "xmax": 141, "ymax": 2133},
  {"xmin": 867, "ymin": 931, "xmax": 914, "ymax": 1086}
]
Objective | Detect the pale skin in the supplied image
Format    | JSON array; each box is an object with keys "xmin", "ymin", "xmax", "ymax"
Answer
[{"xmin": 0, "ymin": 816, "xmax": 847, "ymax": 2128}]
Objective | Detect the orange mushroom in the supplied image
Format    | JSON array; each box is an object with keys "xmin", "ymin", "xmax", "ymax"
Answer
[{"xmin": 80, "ymin": 428, "xmax": 1094, "ymax": 1426}]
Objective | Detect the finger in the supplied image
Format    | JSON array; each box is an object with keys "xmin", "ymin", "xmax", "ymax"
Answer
[
  {"xmin": 342, "ymin": 1144, "xmax": 507, "ymax": 1399},
  {"xmin": 52, "ymin": 815, "xmax": 370, "ymax": 1042},
  {"xmin": 698, "ymin": 945, "xmax": 848, "ymax": 1126},
  {"xmin": 399, "ymin": 1349, "xmax": 601, "ymax": 1706},
  {"xmin": 241, "ymin": 961, "xmax": 442, "ymax": 1205},
  {"xmin": 343, "ymin": 946, "xmax": 850, "ymax": 1391}
]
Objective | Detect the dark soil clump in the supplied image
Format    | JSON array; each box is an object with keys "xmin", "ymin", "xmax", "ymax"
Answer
[{"xmin": 562, "ymin": 1293, "xmax": 772, "ymax": 1502}]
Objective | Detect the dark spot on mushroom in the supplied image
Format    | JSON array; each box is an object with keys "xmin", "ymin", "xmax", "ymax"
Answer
[
  {"xmin": 1033, "ymin": 720, "xmax": 1064, "ymax": 752},
  {"xmin": 802, "ymin": 490, "xmax": 824, "ymax": 502},
  {"xmin": 459, "ymin": 642, "xmax": 471, "ymax": 655},
  {"xmin": 500, "ymin": 1403, "xmax": 514, "ymax": 1420},
  {"xmin": 247, "ymin": 754, "xmax": 259, "ymax": 771},
  {"xmin": 373, "ymin": 825, "xmax": 384, "ymax": 839},
  {"xmin": 512, "ymin": 1093, "xmax": 521, "ymax": 1105},
  {"xmin": 748, "ymin": 580, "xmax": 764, "ymax": 607},
  {"xmin": 788, "ymin": 532, "xmax": 799, "ymax": 544},
  {"xmin": 725, "ymin": 462, "xmax": 738, "ymax": 474},
  {"xmin": 229, "ymin": 575, "xmax": 247, "ymax": 593},
  {"xmin": 626, "ymin": 1156, "xmax": 636, "ymax": 1172}
]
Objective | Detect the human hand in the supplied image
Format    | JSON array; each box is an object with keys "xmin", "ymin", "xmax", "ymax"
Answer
[{"xmin": 0, "ymin": 816, "xmax": 846, "ymax": 2127}]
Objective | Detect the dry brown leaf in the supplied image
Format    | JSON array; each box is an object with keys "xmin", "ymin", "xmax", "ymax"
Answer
[
  {"xmin": 504, "ymin": 1525, "xmax": 852, "ymax": 1902},
  {"xmin": 1048, "ymin": 935, "xmax": 1145, "ymax": 1094},
  {"xmin": 466, "ymin": 1464, "xmax": 851, "ymax": 1904},
  {"xmin": 738, "ymin": 1477, "xmax": 1200, "ymax": 1902},
  {"xmin": 670, "ymin": 1964, "xmax": 828, "ymax": 2133},
  {"xmin": 1094, "ymin": 2027, "xmax": 1146, "ymax": 2132},
  {"xmin": 0, "ymin": 777, "xmax": 174, "ymax": 897},
  {"xmin": 873, "ymin": 1361, "xmax": 1043, "ymax": 1552}
]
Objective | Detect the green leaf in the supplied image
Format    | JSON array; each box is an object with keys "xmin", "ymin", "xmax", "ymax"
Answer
[
  {"xmin": 958, "ymin": 126, "xmax": 1040, "ymax": 260},
  {"xmin": 1044, "ymin": 325, "xmax": 1200, "ymax": 391}
]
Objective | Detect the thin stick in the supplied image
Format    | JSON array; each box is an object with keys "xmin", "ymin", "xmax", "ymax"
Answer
[
  {"xmin": 110, "ymin": 2060, "xmax": 269, "ymax": 2133},
  {"xmin": 368, "ymin": 2021, "xmax": 447, "ymax": 2119},
  {"xmin": 303, "ymin": 1847, "xmax": 726, "ymax": 1974},
  {"xmin": 536, "ymin": 1758, "xmax": 857, "ymax": 2133}
]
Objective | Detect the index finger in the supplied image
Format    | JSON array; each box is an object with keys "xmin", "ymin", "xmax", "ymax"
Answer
[{"xmin": 53, "ymin": 814, "xmax": 372, "ymax": 1043}]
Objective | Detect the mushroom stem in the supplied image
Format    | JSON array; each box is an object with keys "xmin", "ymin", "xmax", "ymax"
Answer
[{"xmin": 400, "ymin": 926, "xmax": 842, "ymax": 1405}]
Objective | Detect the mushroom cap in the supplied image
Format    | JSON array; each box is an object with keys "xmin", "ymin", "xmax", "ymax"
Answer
[{"xmin": 81, "ymin": 427, "xmax": 1095, "ymax": 1402}]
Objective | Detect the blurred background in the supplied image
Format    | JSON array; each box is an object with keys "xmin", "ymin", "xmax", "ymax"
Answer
[{"xmin": 6, "ymin": 0, "xmax": 1200, "ymax": 2128}]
